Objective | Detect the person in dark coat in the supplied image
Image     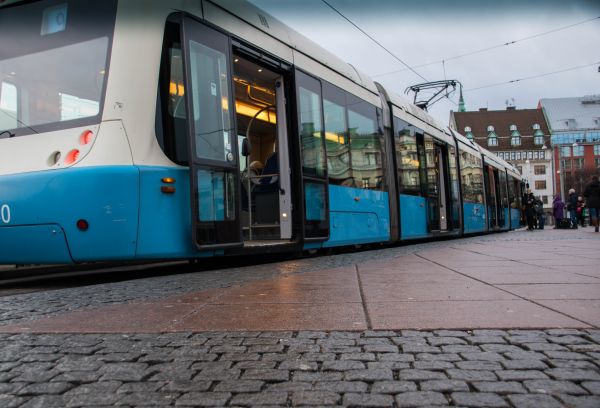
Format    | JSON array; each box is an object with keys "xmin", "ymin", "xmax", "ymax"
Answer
[
  {"xmin": 523, "ymin": 189, "xmax": 536, "ymax": 231},
  {"xmin": 553, "ymin": 195, "xmax": 565, "ymax": 228},
  {"xmin": 534, "ymin": 197, "xmax": 545, "ymax": 229},
  {"xmin": 567, "ymin": 188, "xmax": 578, "ymax": 228},
  {"xmin": 584, "ymin": 175, "xmax": 600, "ymax": 232}
]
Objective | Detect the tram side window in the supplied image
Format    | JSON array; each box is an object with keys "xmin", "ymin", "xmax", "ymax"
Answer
[
  {"xmin": 448, "ymin": 145, "xmax": 461, "ymax": 229},
  {"xmin": 323, "ymin": 83, "xmax": 350, "ymax": 186},
  {"xmin": 498, "ymin": 171, "xmax": 509, "ymax": 209},
  {"xmin": 508, "ymin": 175, "xmax": 517, "ymax": 208},
  {"xmin": 393, "ymin": 117, "xmax": 421, "ymax": 195},
  {"xmin": 459, "ymin": 149, "xmax": 484, "ymax": 204},
  {"xmin": 155, "ymin": 19, "xmax": 189, "ymax": 165},
  {"xmin": 347, "ymin": 94, "xmax": 384, "ymax": 190},
  {"xmin": 424, "ymin": 134, "xmax": 438, "ymax": 196}
]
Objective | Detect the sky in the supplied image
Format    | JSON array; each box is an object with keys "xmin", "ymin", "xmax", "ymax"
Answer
[{"xmin": 249, "ymin": 0, "xmax": 600, "ymax": 126}]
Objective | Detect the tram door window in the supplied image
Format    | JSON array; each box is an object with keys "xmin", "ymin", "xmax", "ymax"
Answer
[
  {"xmin": 485, "ymin": 166, "xmax": 498, "ymax": 228},
  {"xmin": 448, "ymin": 145, "xmax": 461, "ymax": 230},
  {"xmin": 296, "ymin": 70, "xmax": 329, "ymax": 240},
  {"xmin": 323, "ymin": 83, "xmax": 351, "ymax": 186},
  {"xmin": 394, "ymin": 118, "xmax": 421, "ymax": 195},
  {"xmin": 498, "ymin": 170, "xmax": 508, "ymax": 227},
  {"xmin": 232, "ymin": 55, "xmax": 291, "ymax": 241}
]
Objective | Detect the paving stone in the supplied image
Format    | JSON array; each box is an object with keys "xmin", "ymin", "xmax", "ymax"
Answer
[
  {"xmin": 413, "ymin": 360, "xmax": 455, "ymax": 370},
  {"xmin": 399, "ymin": 369, "xmax": 447, "ymax": 381},
  {"xmin": 339, "ymin": 352, "xmax": 376, "ymax": 361},
  {"xmin": 523, "ymin": 379, "xmax": 588, "ymax": 395},
  {"xmin": 545, "ymin": 368, "xmax": 600, "ymax": 381},
  {"xmin": 370, "ymin": 381, "xmax": 417, "ymax": 394},
  {"xmin": 479, "ymin": 344, "xmax": 523, "ymax": 353},
  {"xmin": 321, "ymin": 360, "xmax": 365, "ymax": 371},
  {"xmin": 175, "ymin": 392, "xmax": 231, "ymax": 407},
  {"xmin": 442, "ymin": 345, "xmax": 481, "ymax": 353},
  {"xmin": 291, "ymin": 390, "xmax": 340, "ymax": 405},
  {"xmin": 468, "ymin": 336, "xmax": 507, "ymax": 345},
  {"xmin": 548, "ymin": 360, "xmax": 598, "ymax": 369},
  {"xmin": 116, "ymin": 391, "xmax": 179, "ymax": 406},
  {"xmin": 446, "ymin": 369, "xmax": 497, "ymax": 381},
  {"xmin": 455, "ymin": 360, "xmax": 502, "ymax": 371},
  {"xmin": 504, "ymin": 351, "xmax": 546, "ymax": 360},
  {"xmin": 545, "ymin": 351, "xmax": 592, "ymax": 360},
  {"xmin": 16, "ymin": 382, "xmax": 74, "ymax": 395},
  {"xmin": 395, "ymin": 391, "xmax": 448, "ymax": 407},
  {"xmin": 277, "ymin": 360, "xmax": 318, "ymax": 371},
  {"xmin": 496, "ymin": 370, "xmax": 549, "ymax": 381},
  {"xmin": 160, "ymin": 379, "xmax": 212, "ymax": 392},
  {"xmin": 0, "ymin": 395, "xmax": 28, "ymax": 408},
  {"xmin": 19, "ymin": 395, "xmax": 67, "ymax": 408},
  {"xmin": 367, "ymin": 361, "xmax": 411, "ymax": 370},
  {"xmin": 420, "ymin": 379, "xmax": 469, "ymax": 392},
  {"xmin": 451, "ymin": 392, "xmax": 507, "ymax": 407},
  {"xmin": 292, "ymin": 371, "xmax": 343, "ymax": 382},
  {"xmin": 233, "ymin": 360, "xmax": 277, "ymax": 370},
  {"xmin": 379, "ymin": 353, "xmax": 415, "ymax": 362},
  {"xmin": 401, "ymin": 344, "xmax": 441, "ymax": 353},
  {"xmin": 416, "ymin": 353, "xmax": 461, "ymax": 362},
  {"xmin": 241, "ymin": 369, "xmax": 289, "ymax": 381},
  {"xmin": 213, "ymin": 380, "xmax": 264, "ymax": 392},
  {"xmin": 363, "ymin": 344, "xmax": 398, "ymax": 353},
  {"xmin": 194, "ymin": 367, "xmax": 241, "ymax": 381},
  {"xmin": 99, "ymin": 363, "xmax": 150, "ymax": 382},
  {"xmin": 523, "ymin": 342, "xmax": 568, "ymax": 352},
  {"xmin": 116, "ymin": 382, "xmax": 163, "ymax": 393},
  {"xmin": 434, "ymin": 330, "xmax": 470, "ymax": 337},
  {"xmin": 460, "ymin": 352, "xmax": 505, "ymax": 361},
  {"xmin": 557, "ymin": 395, "xmax": 600, "ymax": 408},
  {"xmin": 581, "ymin": 381, "xmax": 600, "ymax": 394},
  {"xmin": 547, "ymin": 335, "xmax": 591, "ymax": 345},
  {"xmin": 508, "ymin": 394, "xmax": 563, "ymax": 408},
  {"xmin": 428, "ymin": 337, "xmax": 467, "ymax": 346},
  {"xmin": 267, "ymin": 381, "xmax": 312, "ymax": 392},
  {"xmin": 313, "ymin": 381, "xmax": 368, "ymax": 393},
  {"xmin": 472, "ymin": 381, "xmax": 527, "ymax": 394},
  {"xmin": 500, "ymin": 360, "xmax": 548, "ymax": 370},
  {"xmin": 50, "ymin": 370, "xmax": 102, "ymax": 383},
  {"xmin": 229, "ymin": 392, "xmax": 287, "ymax": 406},
  {"xmin": 345, "ymin": 392, "xmax": 395, "ymax": 407},
  {"xmin": 344, "ymin": 369, "xmax": 393, "ymax": 381}
]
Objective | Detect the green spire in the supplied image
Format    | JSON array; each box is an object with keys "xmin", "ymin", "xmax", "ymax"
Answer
[{"xmin": 458, "ymin": 87, "xmax": 466, "ymax": 112}]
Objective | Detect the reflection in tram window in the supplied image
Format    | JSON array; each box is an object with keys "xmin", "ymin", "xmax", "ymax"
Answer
[
  {"xmin": 323, "ymin": 83, "xmax": 350, "ymax": 186},
  {"xmin": 394, "ymin": 117, "xmax": 421, "ymax": 195},
  {"xmin": 460, "ymin": 150, "xmax": 484, "ymax": 204}
]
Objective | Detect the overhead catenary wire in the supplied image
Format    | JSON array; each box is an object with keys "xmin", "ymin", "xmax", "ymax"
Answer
[
  {"xmin": 320, "ymin": 0, "xmax": 428, "ymax": 83},
  {"xmin": 465, "ymin": 61, "xmax": 600, "ymax": 92},
  {"xmin": 372, "ymin": 15, "xmax": 600, "ymax": 78}
]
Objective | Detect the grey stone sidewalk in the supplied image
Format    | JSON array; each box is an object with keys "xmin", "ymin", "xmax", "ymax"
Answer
[{"xmin": 1, "ymin": 329, "xmax": 600, "ymax": 407}]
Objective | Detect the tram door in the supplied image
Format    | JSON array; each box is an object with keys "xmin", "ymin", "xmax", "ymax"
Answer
[
  {"xmin": 485, "ymin": 165, "xmax": 499, "ymax": 229},
  {"xmin": 424, "ymin": 135, "xmax": 449, "ymax": 232},
  {"xmin": 232, "ymin": 53, "xmax": 292, "ymax": 243},
  {"xmin": 181, "ymin": 18, "xmax": 242, "ymax": 248}
]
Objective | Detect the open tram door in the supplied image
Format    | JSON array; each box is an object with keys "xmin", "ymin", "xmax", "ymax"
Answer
[
  {"xmin": 181, "ymin": 18, "xmax": 243, "ymax": 249},
  {"xmin": 424, "ymin": 135, "xmax": 450, "ymax": 232}
]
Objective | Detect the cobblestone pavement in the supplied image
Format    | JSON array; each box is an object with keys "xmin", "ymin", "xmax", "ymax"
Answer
[
  {"xmin": 1, "ymin": 330, "xmax": 600, "ymax": 407},
  {"xmin": 1, "ymin": 228, "xmax": 600, "ymax": 406}
]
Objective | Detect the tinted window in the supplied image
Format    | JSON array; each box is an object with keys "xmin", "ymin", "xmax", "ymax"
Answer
[
  {"xmin": 323, "ymin": 83, "xmax": 350, "ymax": 186},
  {"xmin": 296, "ymin": 71, "xmax": 326, "ymax": 178},
  {"xmin": 459, "ymin": 149, "xmax": 484, "ymax": 203},
  {"xmin": 394, "ymin": 117, "xmax": 421, "ymax": 194}
]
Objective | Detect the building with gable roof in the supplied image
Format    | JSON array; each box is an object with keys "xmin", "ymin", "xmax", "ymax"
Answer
[
  {"xmin": 450, "ymin": 105, "xmax": 553, "ymax": 210},
  {"xmin": 538, "ymin": 95, "xmax": 600, "ymax": 200}
]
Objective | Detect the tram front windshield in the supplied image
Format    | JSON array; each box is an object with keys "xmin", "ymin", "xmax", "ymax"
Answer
[{"xmin": 0, "ymin": 0, "xmax": 117, "ymax": 137}]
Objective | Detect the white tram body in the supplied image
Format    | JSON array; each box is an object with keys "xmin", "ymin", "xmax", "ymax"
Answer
[{"xmin": 0, "ymin": 0, "xmax": 524, "ymax": 265}]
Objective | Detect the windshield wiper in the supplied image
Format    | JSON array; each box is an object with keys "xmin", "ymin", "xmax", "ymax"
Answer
[{"xmin": 0, "ymin": 130, "xmax": 15, "ymax": 138}]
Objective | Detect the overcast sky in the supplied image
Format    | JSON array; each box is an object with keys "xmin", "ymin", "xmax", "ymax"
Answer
[{"xmin": 250, "ymin": 0, "xmax": 600, "ymax": 126}]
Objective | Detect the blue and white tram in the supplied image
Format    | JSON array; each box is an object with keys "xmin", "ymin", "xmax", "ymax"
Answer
[{"xmin": 0, "ymin": 0, "xmax": 524, "ymax": 265}]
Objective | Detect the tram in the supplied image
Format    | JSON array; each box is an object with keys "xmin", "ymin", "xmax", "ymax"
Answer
[{"xmin": 0, "ymin": 0, "xmax": 524, "ymax": 265}]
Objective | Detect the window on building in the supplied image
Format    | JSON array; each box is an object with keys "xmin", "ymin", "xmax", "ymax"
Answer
[
  {"xmin": 588, "ymin": 132, "xmax": 600, "ymax": 142},
  {"xmin": 512, "ymin": 152, "xmax": 517, "ymax": 160},
  {"xmin": 573, "ymin": 158, "xmax": 584, "ymax": 169},
  {"xmin": 510, "ymin": 125, "xmax": 521, "ymax": 146},
  {"xmin": 488, "ymin": 135, "xmax": 498, "ymax": 147},
  {"xmin": 594, "ymin": 144, "xmax": 600, "ymax": 156},
  {"xmin": 534, "ymin": 165, "xmax": 545, "ymax": 175},
  {"xmin": 573, "ymin": 145, "xmax": 584, "ymax": 156},
  {"xmin": 561, "ymin": 146, "xmax": 571, "ymax": 157},
  {"xmin": 542, "ymin": 195, "xmax": 548, "ymax": 204},
  {"xmin": 561, "ymin": 159, "xmax": 571, "ymax": 170},
  {"xmin": 534, "ymin": 180, "xmax": 546, "ymax": 190},
  {"xmin": 528, "ymin": 151, "xmax": 533, "ymax": 159}
]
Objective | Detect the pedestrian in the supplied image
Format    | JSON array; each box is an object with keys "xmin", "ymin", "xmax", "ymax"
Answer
[
  {"xmin": 577, "ymin": 196, "xmax": 585, "ymax": 227},
  {"xmin": 523, "ymin": 189, "xmax": 536, "ymax": 231},
  {"xmin": 583, "ymin": 175, "xmax": 600, "ymax": 232},
  {"xmin": 553, "ymin": 195, "xmax": 565, "ymax": 228},
  {"xmin": 567, "ymin": 188, "xmax": 578, "ymax": 228},
  {"xmin": 534, "ymin": 197, "xmax": 545, "ymax": 229}
]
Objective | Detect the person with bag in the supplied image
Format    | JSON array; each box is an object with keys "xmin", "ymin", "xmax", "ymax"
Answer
[
  {"xmin": 553, "ymin": 195, "xmax": 565, "ymax": 228},
  {"xmin": 584, "ymin": 175, "xmax": 600, "ymax": 232},
  {"xmin": 534, "ymin": 197, "xmax": 545, "ymax": 229},
  {"xmin": 567, "ymin": 188, "xmax": 578, "ymax": 228}
]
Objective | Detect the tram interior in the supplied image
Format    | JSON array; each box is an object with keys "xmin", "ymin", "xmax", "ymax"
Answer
[{"xmin": 233, "ymin": 55, "xmax": 281, "ymax": 241}]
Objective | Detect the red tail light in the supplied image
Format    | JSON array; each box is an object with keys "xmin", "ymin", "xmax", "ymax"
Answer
[
  {"xmin": 64, "ymin": 149, "xmax": 80, "ymax": 165},
  {"xmin": 79, "ymin": 130, "xmax": 94, "ymax": 145},
  {"xmin": 76, "ymin": 219, "xmax": 89, "ymax": 231}
]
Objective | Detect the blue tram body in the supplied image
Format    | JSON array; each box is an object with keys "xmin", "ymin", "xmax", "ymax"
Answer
[{"xmin": 0, "ymin": 0, "xmax": 525, "ymax": 266}]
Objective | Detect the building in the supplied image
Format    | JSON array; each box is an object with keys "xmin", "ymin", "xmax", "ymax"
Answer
[
  {"xmin": 450, "ymin": 106, "xmax": 553, "ymax": 210},
  {"xmin": 538, "ymin": 95, "xmax": 600, "ymax": 200}
]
